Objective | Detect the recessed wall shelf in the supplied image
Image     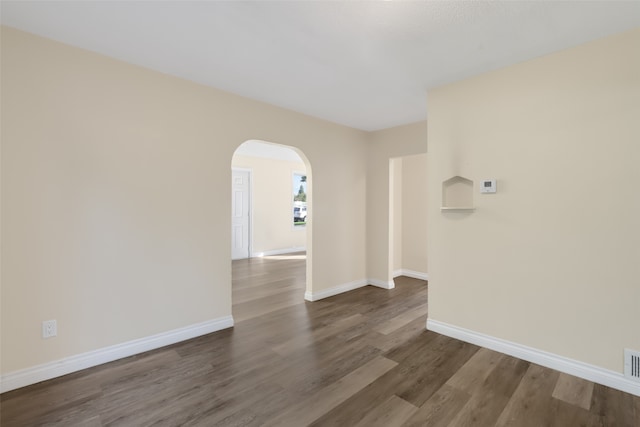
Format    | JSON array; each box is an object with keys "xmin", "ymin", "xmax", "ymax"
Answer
[{"xmin": 441, "ymin": 176, "xmax": 474, "ymax": 211}]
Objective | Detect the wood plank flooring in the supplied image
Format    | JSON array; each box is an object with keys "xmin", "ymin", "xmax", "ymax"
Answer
[{"xmin": 1, "ymin": 253, "xmax": 639, "ymax": 426}]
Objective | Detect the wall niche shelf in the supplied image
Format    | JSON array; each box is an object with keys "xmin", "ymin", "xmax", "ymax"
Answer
[{"xmin": 441, "ymin": 175, "xmax": 474, "ymax": 211}]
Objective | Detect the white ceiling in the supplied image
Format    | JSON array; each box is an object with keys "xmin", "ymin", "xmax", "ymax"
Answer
[{"xmin": 2, "ymin": 1, "xmax": 639, "ymax": 131}]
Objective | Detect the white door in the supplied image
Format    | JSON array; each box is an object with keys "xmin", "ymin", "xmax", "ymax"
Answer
[{"xmin": 231, "ymin": 169, "xmax": 251, "ymax": 260}]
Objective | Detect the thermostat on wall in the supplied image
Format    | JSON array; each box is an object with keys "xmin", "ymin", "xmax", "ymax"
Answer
[{"xmin": 481, "ymin": 179, "xmax": 497, "ymax": 193}]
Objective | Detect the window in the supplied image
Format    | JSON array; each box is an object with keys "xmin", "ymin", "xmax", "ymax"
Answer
[{"xmin": 293, "ymin": 173, "xmax": 307, "ymax": 226}]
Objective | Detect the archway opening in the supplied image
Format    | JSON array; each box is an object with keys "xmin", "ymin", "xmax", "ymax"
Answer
[{"xmin": 230, "ymin": 140, "xmax": 313, "ymax": 323}]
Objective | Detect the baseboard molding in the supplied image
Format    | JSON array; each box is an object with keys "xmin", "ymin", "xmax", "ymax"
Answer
[
  {"xmin": 426, "ymin": 319, "xmax": 640, "ymax": 397},
  {"xmin": 0, "ymin": 316, "xmax": 234, "ymax": 394},
  {"xmin": 251, "ymin": 246, "xmax": 306, "ymax": 258},
  {"xmin": 304, "ymin": 277, "xmax": 398, "ymax": 301},
  {"xmin": 368, "ymin": 278, "xmax": 395, "ymax": 289},
  {"xmin": 393, "ymin": 269, "xmax": 428, "ymax": 281},
  {"xmin": 304, "ymin": 279, "xmax": 367, "ymax": 301}
]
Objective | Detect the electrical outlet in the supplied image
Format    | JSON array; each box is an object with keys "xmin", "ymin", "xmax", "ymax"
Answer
[{"xmin": 42, "ymin": 320, "xmax": 57, "ymax": 338}]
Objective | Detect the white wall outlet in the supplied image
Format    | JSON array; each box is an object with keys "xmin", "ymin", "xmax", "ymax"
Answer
[{"xmin": 42, "ymin": 319, "xmax": 57, "ymax": 338}]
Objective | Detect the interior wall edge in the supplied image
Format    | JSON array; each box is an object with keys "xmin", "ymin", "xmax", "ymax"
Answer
[
  {"xmin": 304, "ymin": 279, "xmax": 368, "ymax": 302},
  {"xmin": 392, "ymin": 269, "xmax": 428, "ymax": 281},
  {"xmin": 368, "ymin": 279, "xmax": 395, "ymax": 290}
]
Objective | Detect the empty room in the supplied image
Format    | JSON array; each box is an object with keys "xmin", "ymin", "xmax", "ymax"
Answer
[{"xmin": 1, "ymin": 1, "xmax": 639, "ymax": 426}]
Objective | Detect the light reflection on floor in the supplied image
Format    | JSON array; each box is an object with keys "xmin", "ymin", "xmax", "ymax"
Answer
[{"xmin": 263, "ymin": 254, "xmax": 307, "ymax": 261}]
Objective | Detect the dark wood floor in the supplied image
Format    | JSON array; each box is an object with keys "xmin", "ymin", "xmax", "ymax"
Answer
[{"xmin": 1, "ymin": 253, "xmax": 639, "ymax": 426}]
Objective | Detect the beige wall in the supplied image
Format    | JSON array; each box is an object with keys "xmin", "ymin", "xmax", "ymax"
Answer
[
  {"xmin": 390, "ymin": 154, "xmax": 428, "ymax": 276},
  {"xmin": 231, "ymin": 154, "xmax": 307, "ymax": 255},
  {"xmin": 0, "ymin": 27, "xmax": 368, "ymax": 374},
  {"xmin": 367, "ymin": 121, "xmax": 428, "ymax": 285},
  {"xmin": 427, "ymin": 28, "xmax": 640, "ymax": 373},
  {"xmin": 9, "ymin": 20, "xmax": 635, "ymax": 389},
  {"xmin": 391, "ymin": 158, "xmax": 403, "ymax": 272},
  {"xmin": 401, "ymin": 154, "xmax": 428, "ymax": 274}
]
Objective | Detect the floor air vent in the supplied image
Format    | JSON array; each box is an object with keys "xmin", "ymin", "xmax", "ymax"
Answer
[{"xmin": 624, "ymin": 349, "xmax": 640, "ymax": 382}]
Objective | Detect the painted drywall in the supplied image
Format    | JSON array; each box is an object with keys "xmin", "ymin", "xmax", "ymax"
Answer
[
  {"xmin": 427, "ymin": 28, "xmax": 640, "ymax": 373},
  {"xmin": 0, "ymin": 27, "xmax": 367, "ymax": 374},
  {"xmin": 391, "ymin": 158, "xmax": 403, "ymax": 272},
  {"xmin": 231, "ymin": 154, "xmax": 307, "ymax": 256},
  {"xmin": 390, "ymin": 154, "xmax": 428, "ymax": 277},
  {"xmin": 401, "ymin": 153, "xmax": 428, "ymax": 274},
  {"xmin": 367, "ymin": 121, "xmax": 428, "ymax": 285}
]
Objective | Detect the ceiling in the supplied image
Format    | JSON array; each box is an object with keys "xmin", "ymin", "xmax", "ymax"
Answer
[{"xmin": 2, "ymin": 1, "xmax": 639, "ymax": 131}]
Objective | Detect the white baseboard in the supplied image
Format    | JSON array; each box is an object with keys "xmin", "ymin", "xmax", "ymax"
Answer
[
  {"xmin": 251, "ymin": 246, "xmax": 306, "ymax": 258},
  {"xmin": 0, "ymin": 316, "xmax": 234, "ymax": 394},
  {"xmin": 304, "ymin": 276, "xmax": 399, "ymax": 301},
  {"xmin": 368, "ymin": 278, "xmax": 395, "ymax": 289},
  {"xmin": 304, "ymin": 279, "xmax": 367, "ymax": 301},
  {"xmin": 426, "ymin": 318, "xmax": 640, "ymax": 397},
  {"xmin": 393, "ymin": 269, "xmax": 428, "ymax": 281}
]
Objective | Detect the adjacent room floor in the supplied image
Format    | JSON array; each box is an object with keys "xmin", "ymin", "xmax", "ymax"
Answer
[{"xmin": 1, "ymin": 253, "xmax": 638, "ymax": 426}]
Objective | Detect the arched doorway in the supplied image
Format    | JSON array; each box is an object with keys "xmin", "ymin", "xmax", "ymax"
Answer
[{"xmin": 230, "ymin": 140, "xmax": 313, "ymax": 322}]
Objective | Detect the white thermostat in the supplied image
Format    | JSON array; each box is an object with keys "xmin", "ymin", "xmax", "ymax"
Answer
[{"xmin": 481, "ymin": 179, "xmax": 497, "ymax": 193}]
